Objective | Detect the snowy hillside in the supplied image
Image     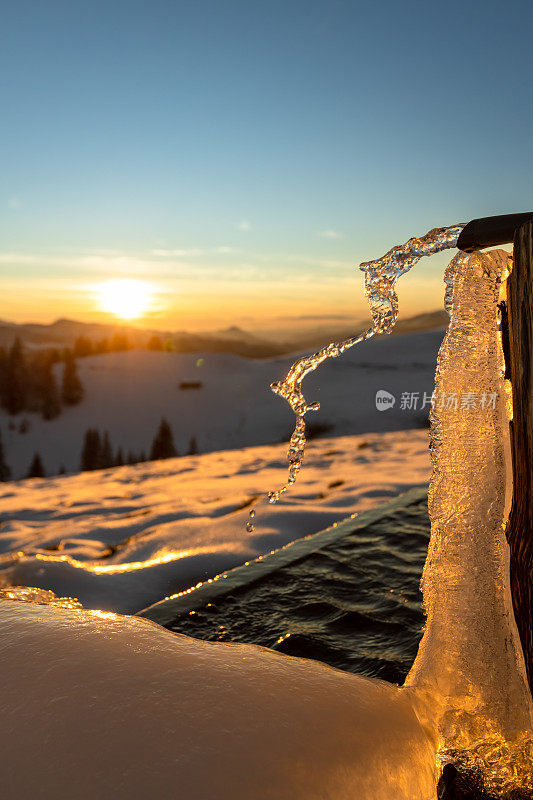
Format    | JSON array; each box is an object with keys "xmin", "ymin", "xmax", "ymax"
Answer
[
  {"xmin": 0, "ymin": 430, "xmax": 430, "ymax": 614},
  {"xmin": 1, "ymin": 328, "xmax": 443, "ymax": 479}
]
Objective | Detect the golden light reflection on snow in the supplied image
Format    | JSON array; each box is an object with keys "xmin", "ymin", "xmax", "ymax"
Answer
[
  {"xmin": 29, "ymin": 548, "xmax": 201, "ymax": 574},
  {"xmin": 0, "ymin": 586, "xmax": 122, "ymax": 623},
  {"xmin": 88, "ymin": 609, "xmax": 120, "ymax": 621}
]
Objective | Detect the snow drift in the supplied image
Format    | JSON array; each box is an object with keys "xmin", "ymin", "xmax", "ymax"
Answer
[{"xmin": 0, "ymin": 596, "xmax": 437, "ymax": 800}]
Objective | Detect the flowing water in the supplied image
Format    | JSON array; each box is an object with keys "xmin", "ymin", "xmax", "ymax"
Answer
[
  {"xmin": 168, "ymin": 498, "xmax": 430, "ymax": 684},
  {"xmin": 265, "ymin": 223, "xmax": 465, "ymax": 507},
  {"xmin": 246, "ymin": 223, "xmax": 465, "ymax": 532}
]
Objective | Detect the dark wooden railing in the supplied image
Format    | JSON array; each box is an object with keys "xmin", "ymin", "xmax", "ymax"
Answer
[{"xmin": 506, "ymin": 218, "xmax": 533, "ymax": 693}]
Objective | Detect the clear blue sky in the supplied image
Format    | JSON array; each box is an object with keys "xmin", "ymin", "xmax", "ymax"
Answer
[{"xmin": 1, "ymin": 0, "xmax": 532, "ymax": 330}]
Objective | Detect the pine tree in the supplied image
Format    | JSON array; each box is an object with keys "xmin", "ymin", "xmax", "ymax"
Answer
[
  {"xmin": 92, "ymin": 429, "xmax": 102, "ymax": 469},
  {"xmin": 110, "ymin": 332, "xmax": 131, "ymax": 352},
  {"xmin": 115, "ymin": 447, "xmax": 124, "ymax": 467},
  {"xmin": 94, "ymin": 337, "xmax": 110, "ymax": 354},
  {"xmin": 73, "ymin": 336, "xmax": 93, "ymax": 358},
  {"xmin": 147, "ymin": 334, "xmax": 164, "ymax": 351},
  {"xmin": 4, "ymin": 338, "xmax": 28, "ymax": 415},
  {"xmin": 47, "ymin": 348, "xmax": 61, "ymax": 364},
  {"xmin": 58, "ymin": 464, "xmax": 66, "ymax": 475},
  {"xmin": 39, "ymin": 360, "xmax": 61, "ymax": 420},
  {"xmin": 126, "ymin": 450, "xmax": 137, "ymax": 465},
  {"xmin": 61, "ymin": 351, "xmax": 84, "ymax": 405},
  {"xmin": 101, "ymin": 431, "xmax": 113, "ymax": 468},
  {"xmin": 0, "ymin": 429, "xmax": 11, "ymax": 481},
  {"xmin": 187, "ymin": 435, "xmax": 199, "ymax": 455},
  {"xmin": 27, "ymin": 452, "xmax": 45, "ymax": 479},
  {"xmin": 150, "ymin": 418, "xmax": 178, "ymax": 461},
  {"xmin": 81, "ymin": 428, "xmax": 102, "ymax": 471}
]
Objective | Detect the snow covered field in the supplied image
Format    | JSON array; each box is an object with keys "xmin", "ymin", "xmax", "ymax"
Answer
[
  {"xmin": 0, "ymin": 430, "xmax": 430, "ymax": 613},
  {"xmin": 1, "ymin": 328, "xmax": 443, "ymax": 479}
]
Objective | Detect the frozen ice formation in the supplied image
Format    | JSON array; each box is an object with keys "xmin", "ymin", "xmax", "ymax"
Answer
[{"xmin": 407, "ymin": 248, "xmax": 533, "ymax": 794}]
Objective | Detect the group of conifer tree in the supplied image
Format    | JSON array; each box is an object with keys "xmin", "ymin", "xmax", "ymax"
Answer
[
  {"xmin": 0, "ymin": 429, "xmax": 50, "ymax": 481},
  {"xmin": 79, "ymin": 418, "xmax": 198, "ymax": 473},
  {"xmin": 0, "ymin": 418, "xmax": 199, "ymax": 482},
  {"xmin": 0, "ymin": 338, "xmax": 83, "ymax": 420},
  {"xmin": 0, "ymin": 332, "xmax": 200, "ymax": 480},
  {"xmin": 72, "ymin": 331, "xmax": 168, "ymax": 358},
  {"xmin": 1, "ymin": 332, "xmax": 174, "ymax": 426},
  {"xmin": 80, "ymin": 428, "xmax": 150, "ymax": 471},
  {"xmin": 73, "ymin": 332, "xmax": 133, "ymax": 358},
  {"xmin": 0, "ymin": 429, "xmax": 10, "ymax": 481}
]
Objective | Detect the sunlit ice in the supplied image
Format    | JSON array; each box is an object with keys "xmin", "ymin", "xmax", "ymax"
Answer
[{"xmin": 96, "ymin": 278, "xmax": 155, "ymax": 320}]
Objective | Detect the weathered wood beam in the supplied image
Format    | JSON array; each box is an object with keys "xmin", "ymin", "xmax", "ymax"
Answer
[
  {"xmin": 457, "ymin": 212, "xmax": 533, "ymax": 253},
  {"xmin": 506, "ymin": 218, "xmax": 533, "ymax": 695}
]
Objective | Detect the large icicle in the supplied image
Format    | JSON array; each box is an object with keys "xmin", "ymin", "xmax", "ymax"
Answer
[{"xmin": 406, "ymin": 248, "xmax": 533, "ymax": 794}]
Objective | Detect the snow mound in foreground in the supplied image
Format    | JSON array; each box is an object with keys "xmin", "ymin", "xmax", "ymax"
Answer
[{"xmin": 0, "ymin": 598, "xmax": 437, "ymax": 800}]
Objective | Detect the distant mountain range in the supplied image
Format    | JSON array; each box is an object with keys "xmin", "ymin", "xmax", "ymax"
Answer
[
  {"xmin": 0, "ymin": 318, "xmax": 285, "ymax": 358},
  {"xmin": 0, "ymin": 310, "xmax": 448, "ymax": 359}
]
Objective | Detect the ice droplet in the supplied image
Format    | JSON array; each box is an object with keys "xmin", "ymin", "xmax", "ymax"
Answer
[{"xmin": 246, "ymin": 508, "xmax": 256, "ymax": 533}]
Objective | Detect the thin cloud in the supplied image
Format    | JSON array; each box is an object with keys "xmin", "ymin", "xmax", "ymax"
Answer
[
  {"xmin": 151, "ymin": 246, "xmax": 236, "ymax": 257},
  {"xmin": 0, "ymin": 253, "xmax": 40, "ymax": 264},
  {"xmin": 319, "ymin": 229, "xmax": 342, "ymax": 239},
  {"xmin": 259, "ymin": 253, "xmax": 353, "ymax": 269},
  {"xmin": 237, "ymin": 220, "xmax": 252, "ymax": 231},
  {"xmin": 276, "ymin": 314, "xmax": 354, "ymax": 321},
  {"xmin": 152, "ymin": 248, "xmax": 205, "ymax": 257}
]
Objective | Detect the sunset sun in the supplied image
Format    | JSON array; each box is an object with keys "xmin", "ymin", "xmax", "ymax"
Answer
[{"xmin": 97, "ymin": 279, "xmax": 153, "ymax": 320}]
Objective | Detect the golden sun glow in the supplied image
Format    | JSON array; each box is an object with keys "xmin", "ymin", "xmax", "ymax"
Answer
[{"xmin": 97, "ymin": 279, "xmax": 153, "ymax": 319}]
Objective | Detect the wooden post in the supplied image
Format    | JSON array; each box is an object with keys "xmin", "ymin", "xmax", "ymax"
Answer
[{"xmin": 506, "ymin": 218, "xmax": 533, "ymax": 694}]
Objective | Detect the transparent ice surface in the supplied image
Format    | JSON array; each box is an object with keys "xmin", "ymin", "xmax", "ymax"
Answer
[{"xmin": 406, "ymin": 249, "xmax": 533, "ymax": 794}]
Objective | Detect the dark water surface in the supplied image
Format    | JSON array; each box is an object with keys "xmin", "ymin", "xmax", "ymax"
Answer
[
  {"xmin": 165, "ymin": 498, "xmax": 533, "ymax": 798},
  {"xmin": 167, "ymin": 499, "xmax": 429, "ymax": 684}
]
